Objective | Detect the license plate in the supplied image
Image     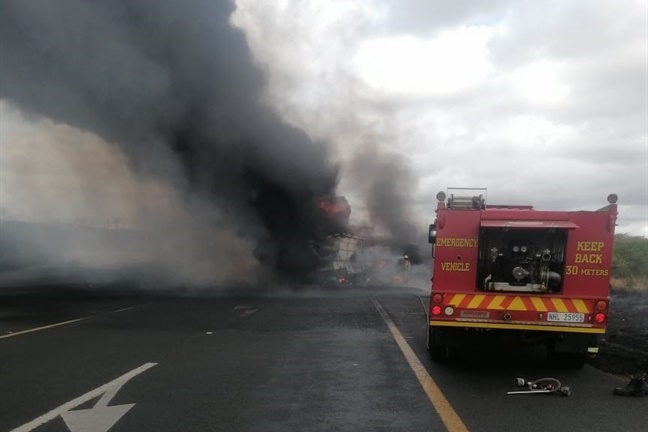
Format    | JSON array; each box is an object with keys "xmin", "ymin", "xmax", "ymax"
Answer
[{"xmin": 547, "ymin": 312, "xmax": 585, "ymax": 323}]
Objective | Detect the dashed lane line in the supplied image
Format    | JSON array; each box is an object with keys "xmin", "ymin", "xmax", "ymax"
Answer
[
  {"xmin": 0, "ymin": 317, "xmax": 88, "ymax": 340},
  {"xmin": 0, "ymin": 305, "xmax": 145, "ymax": 340},
  {"xmin": 373, "ymin": 299, "xmax": 469, "ymax": 432}
]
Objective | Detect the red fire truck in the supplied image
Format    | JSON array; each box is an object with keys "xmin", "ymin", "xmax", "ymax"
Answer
[{"xmin": 427, "ymin": 188, "xmax": 618, "ymax": 368}]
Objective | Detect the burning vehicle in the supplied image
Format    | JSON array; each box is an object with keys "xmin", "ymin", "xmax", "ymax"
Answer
[{"xmin": 306, "ymin": 197, "xmax": 421, "ymax": 286}]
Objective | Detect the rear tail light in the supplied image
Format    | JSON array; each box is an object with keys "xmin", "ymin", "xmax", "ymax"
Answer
[
  {"xmin": 594, "ymin": 313, "xmax": 606, "ymax": 324},
  {"xmin": 596, "ymin": 300, "xmax": 608, "ymax": 311},
  {"xmin": 431, "ymin": 305, "xmax": 442, "ymax": 316},
  {"xmin": 432, "ymin": 293, "xmax": 443, "ymax": 304},
  {"xmin": 444, "ymin": 306, "xmax": 455, "ymax": 316}
]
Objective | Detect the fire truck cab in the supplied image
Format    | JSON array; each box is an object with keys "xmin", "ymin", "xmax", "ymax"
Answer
[{"xmin": 427, "ymin": 188, "xmax": 618, "ymax": 368}]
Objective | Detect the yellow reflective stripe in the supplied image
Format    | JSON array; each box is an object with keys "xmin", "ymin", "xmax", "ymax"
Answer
[
  {"xmin": 551, "ymin": 298, "xmax": 568, "ymax": 312},
  {"xmin": 430, "ymin": 320, "xmax": 605, "ymax": 334},
  {"xmin": 572, "ymin": 299, "xmax": 590, "ymax": 314},
  {"xmin": 448, "ymin": 294, "xmax": 465, "ymax": 307},
  {"xmin": 444, "ymin": 294, "xmax": 590, "ymax": 314},
  {"xmin": 488, "ymin": 295, "xmax": 506, "ymax": 310},
  {"xmin": 508, "ymin": 297, "xmax": 527, "ymax": 311},
  {"xmin": 467, "ymin": 295, "xmax": 485, "ymax": 309},
  {"xmin": 530, "ymin": 297, "xmax": 548, "ymax": 312}
]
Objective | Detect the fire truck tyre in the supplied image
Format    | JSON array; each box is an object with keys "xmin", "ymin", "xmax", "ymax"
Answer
[
  {"xmin": 427, "ymin": 327, "xmax": 461, "ymax": 362},
  {"xmin": 427, "ymin": 327, "xmax": 446, "ymax": 361},
  {"xmin": 429, "ymin": 344, "xmax": 447, "ymax": 362}
]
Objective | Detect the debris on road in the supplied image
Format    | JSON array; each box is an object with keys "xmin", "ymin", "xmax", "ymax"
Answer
[{"xmin": 507, "ymin": 377, "xmax": 571, "ymax": 396}]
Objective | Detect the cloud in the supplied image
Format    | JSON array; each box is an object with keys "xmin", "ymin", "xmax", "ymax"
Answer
[
  {"xmin": 380, "ymin": 0, "xmax": 511, "ymax": 34},
  {"xmin": 510, "ymin": 61, "xmax": 571, "ymax": 105},
  {"xmin": 232, "ymin": 0, "xmax": 647, "ymax": 237},
  {"xmin": 353, "ymin": 27, "xmax": 493, "ymax": 97}
]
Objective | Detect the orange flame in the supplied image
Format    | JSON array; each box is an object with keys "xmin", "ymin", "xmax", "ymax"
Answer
[{"xmin": 316, "ymin": 197, "xmax": 351, "ymax": 220}]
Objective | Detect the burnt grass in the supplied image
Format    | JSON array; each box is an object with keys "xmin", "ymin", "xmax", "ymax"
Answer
[{"xmin": 589, "ymin": 291, "xmax": 648, "ymax": 376}]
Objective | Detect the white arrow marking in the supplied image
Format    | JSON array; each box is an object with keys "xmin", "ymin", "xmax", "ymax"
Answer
[
  {"xmin": 240, "ymin": 308, "xmax": 259, "ymax": 317},
  {"xmin": 233, "ymin": 305, "xmax": 260, "ymax": 317},
  {"xmin": 60, "ymin": 404, "xmax": 135, "ymax": 432},
  {"xmin": 60, "ymin": 370, "xmax": 139, "ymax": 432},
  {"xmin": 10, "ymin": 362, "xmax": 157, "ymax": 432}
]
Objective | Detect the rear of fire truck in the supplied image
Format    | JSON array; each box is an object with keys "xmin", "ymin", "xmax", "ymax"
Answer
[{"xmin": 427, "ymin": 188, "xmax": 618, "ymax": 368}]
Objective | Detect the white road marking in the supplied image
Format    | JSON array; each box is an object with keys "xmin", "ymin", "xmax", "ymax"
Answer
[
  {"xmin": 234, "ymin": 305, "xmax": 260, "ymax": 317},
  {"xmin": 10, "ymin": 362, "xmax": 157, "ymax": 432},
  {"xmin": 0, "ymin": 304, "xmax": 144, "ymax": 340},
  {"xmin": 61, "ymin": 404, "xmax": 135, "ymax": 432},
  {"xmin": 0, "ymin": 318, "xmax": 88, "ymax": 340},
  {"xmin": 111, "ymin": 306, "xmax": 143, "ymax": 313},
  {"xmin": 240, "ymin": 308, "xmax": 259, "ymax": 317}
]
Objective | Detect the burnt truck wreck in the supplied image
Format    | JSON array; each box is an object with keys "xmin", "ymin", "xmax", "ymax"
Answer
[
  {"xmin": 253, "ymin": 196, "xmax": 352, "ymax": 276},
  {"xmin": 257, "ymin": 195, "xmax": 420, "ymax": 285}
]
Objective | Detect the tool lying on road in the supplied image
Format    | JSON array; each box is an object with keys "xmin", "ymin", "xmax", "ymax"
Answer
[{"xmin": 507, "ymin": 377, "xmax": 571, "ymax": 396}]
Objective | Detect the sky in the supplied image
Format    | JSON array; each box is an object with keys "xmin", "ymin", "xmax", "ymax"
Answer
[
  {"xmin": 231, "ymin": 0, "xmax": 648, "ymax": 237},
  {"xmin": 0, "ymin": 0, "xmax": 646, "ymax": 245}
]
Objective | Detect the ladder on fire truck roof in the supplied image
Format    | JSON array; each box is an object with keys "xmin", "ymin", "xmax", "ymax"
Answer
[{"xmin": 446, "ymin": 187, "xmax": 487, "ymax": 210}]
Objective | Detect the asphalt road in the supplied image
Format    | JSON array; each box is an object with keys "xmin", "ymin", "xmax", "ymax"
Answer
[{"xmin": 1, "ymin": 286, "xmax": 646, "ymax": 432}]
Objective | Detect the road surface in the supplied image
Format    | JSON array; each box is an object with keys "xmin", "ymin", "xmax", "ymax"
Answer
[{"xmin": 1, "ymin": 286, "xmax": 645, "ymax": 432}]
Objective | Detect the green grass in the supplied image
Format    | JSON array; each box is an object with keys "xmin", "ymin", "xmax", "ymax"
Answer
[{"xmin": 611, "ymin": 234, "xmax": 648, "ymax": 292}]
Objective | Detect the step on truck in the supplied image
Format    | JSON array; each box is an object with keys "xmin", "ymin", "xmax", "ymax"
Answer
[{"xmin": 427, "ymin": 188, "xmax": 618, "ymax": 368}]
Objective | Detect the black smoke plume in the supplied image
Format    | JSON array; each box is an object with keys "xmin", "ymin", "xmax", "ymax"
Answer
[{"xmin": 0, "ymin": 0, "xmax": 339, "ymax": 274}]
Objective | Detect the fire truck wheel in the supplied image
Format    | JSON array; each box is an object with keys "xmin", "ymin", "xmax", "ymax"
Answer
[
  {"xmin": 428, "ymin": 343, "xmax": 447, "ymax": 362},
  {"xmin": 427, "ymin": 327, "xmax": 456, "ymax": 362}
]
